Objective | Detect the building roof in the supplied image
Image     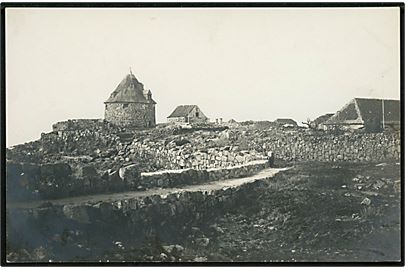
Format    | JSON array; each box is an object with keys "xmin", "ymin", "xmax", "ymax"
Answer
[
  {"xmin": 168, "ymin": 105, "xmax": 199, "ymax": 118},
  {"xmin": 105, "ymin": 73, "xmax": 156, "ymax": 104},
  {"xmin": 312, "ymin": 113, "xmax": 334, "ymax": 126},
  {"xmin": 325, "ymin": 98, "xmax": 400, "ymax": 125},
  {"xmin": 274, "ymin": 118, "xmax": 298, "ymax": 126},
  {"xmin": 356, "ymin": 98, "xmax": 399, "ymax": 123}
]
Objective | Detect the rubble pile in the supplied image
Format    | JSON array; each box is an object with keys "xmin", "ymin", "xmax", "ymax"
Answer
[
  {"xmin": 6, "ymin": 120, "xmax": 160, "ymax": 200},
  {"xmin": 7, "ymin": 119, "xmax": 133, "ymax": 165},
  {"xmin": 5, "ymin": 119, "xmax": 269, "ymax": 201},
  {"xmin": 6, "ymin": 119, "xmax": 400, "ymax": 202}
]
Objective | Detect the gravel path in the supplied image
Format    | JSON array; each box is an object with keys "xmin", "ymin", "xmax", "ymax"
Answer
[{"xmin": 9, "ymin": 167, "xmax": 290, "ymax": 209}]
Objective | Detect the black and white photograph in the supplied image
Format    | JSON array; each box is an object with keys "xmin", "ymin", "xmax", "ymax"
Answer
[{"xmin": 1, "ymin": 3, "xmax": 403, "ymax": 265}]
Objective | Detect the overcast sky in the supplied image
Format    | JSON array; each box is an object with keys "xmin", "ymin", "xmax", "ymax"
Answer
[{"xmin": 6, "ymin": 7, "xmax": 400, "ymax": 147}]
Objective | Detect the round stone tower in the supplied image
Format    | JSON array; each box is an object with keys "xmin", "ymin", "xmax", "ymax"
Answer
[{"xmin": 104, "ymin": 72, "xmax": 156, "ymax": 128}]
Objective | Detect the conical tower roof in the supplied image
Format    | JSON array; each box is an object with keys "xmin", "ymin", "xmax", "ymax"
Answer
[{"xmin": 105, "ymin": 73, "xmax": 149, "ymax": 103}]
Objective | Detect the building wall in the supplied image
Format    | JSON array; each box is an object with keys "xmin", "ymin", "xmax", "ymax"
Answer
[
  {"xmin": 167, "ymin": 109, "xmax": 208, "ymax": 124},
  {"xmin": 325, "ymin": 121, "xmax": 400, "ymax": 132},
  {"xmin": 167, "ymin": 117, "xmax": 186, "ymax": 123},
  {"xmin": 324, "ymin": 123, "xmax": 365, "ymax": 131},
  {"xmin": 105, "ymin": 103, "xmax": 155, "ymax": 128},
  {"xmin": 187, "ymin": 106, "xmax": 208, "ymax": 123}
]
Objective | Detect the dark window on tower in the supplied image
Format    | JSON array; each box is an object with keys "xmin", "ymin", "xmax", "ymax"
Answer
[
  {"xmin": 196, "ymin": 112, "xmax": 200, "ymax": 117},
  {"xmin": 123, "ymin": 103, "xmax": 129, "ymax": 108}
]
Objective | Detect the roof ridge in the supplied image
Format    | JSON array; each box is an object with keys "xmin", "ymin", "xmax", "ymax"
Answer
[
  {"xmin": 354, "ymin": 97, "xmax": 399, "ymax": 101},
  {"xmin": 167, "ymin": 105, "xmax": 199, "ymax": 118}
]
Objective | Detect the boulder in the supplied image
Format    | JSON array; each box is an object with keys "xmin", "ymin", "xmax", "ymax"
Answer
[{"xmin": 119, "ymin": 164, "xmax": 141, "ymax": 186}]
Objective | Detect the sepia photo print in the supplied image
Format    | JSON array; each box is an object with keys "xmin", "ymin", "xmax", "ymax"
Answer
[{"xmin": 1, "ymin": 3, "xmax": 403, "ymax": 265}]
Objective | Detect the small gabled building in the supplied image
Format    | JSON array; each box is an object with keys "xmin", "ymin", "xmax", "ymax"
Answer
[
  {"xmin": 324, "ymin": 98, "xmax": 400, "ymax": 131},
  {"xmin": 167, "ymin": 105, "xmax": 208, "ymax": 124},
  {"xmin": 104, "ymin": 71, "xmax": 156, "ymax": 128}
]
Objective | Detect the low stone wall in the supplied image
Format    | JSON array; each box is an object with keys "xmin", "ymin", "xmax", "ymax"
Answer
[
  {"xmin": 237, "ymin": 128, "xmax": 401, "ymax": 162},
  {"xmin": 266, "ymin": 132, "xmax": 400, "ymax": 162},
  {"xmin": 126, "ymin": 128, "xmax": 401, "ymax": 169},
  {"xmin": 6, "ymin": 161, "xmax": 132, "ymax": 201},
  {"xmin": 7, "ymin": 176, "xmax": 267, "ymax": 261},
  {"xmin": 52, "ymin": 119, "xmax": 110, "ymax": 132},
  {"xmin": 6, "ymin": 160, "xmax": 269, "ymax": 202},
  {"xmin": 14, "ymin": 120, "xmax": 401, "ymax": 170},
  {"xmin": 128, "ymin": 140, "xmax": 266, "ymax": 171},
  {"xmin": 7, "ymin": 120, "xmax": 400, "ymax": 203},
  {"xmin": 137, "ymin": 160, "xmax": 268, "ymax": 189},
  {"xmin": 29, "ymin": 120, "xmax": 265, "ymax": 173}
]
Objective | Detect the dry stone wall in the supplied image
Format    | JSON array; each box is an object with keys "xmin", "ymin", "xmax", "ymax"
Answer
[
  {"xmin": 6, "ymin": 159, "xmax": 269, "ymax": 201},
  {"xmin": 126, "ymin": 128, "xmax": 400, "ymax": 168},
  {"xmin": 52, "ymin": 119, "xmax": 115, "ymax": 132},
  {"xmin": 261, "ymin": 131, "xmax": 400, "ymax": 162},
  {"xmin": 6, "ymin": 119, "xmax": 400, "ymax": 202},
  {"xmin": 6, "ymin": 161, "xmax": 132, "ymax": 201},
  {"xmin": 137, "ymin": 160, "xmax": 268, "ymax": 189},
  {"xmin": 230, "ymin": 127, "xmax": 401, "ymax": 163},
  {"xmin": 7, "ymin": 177, "xmax": 266, "ymax": 261},
  {"xmin": 128, "ymin": 140, "xmax": 265, "ymax": 171}
]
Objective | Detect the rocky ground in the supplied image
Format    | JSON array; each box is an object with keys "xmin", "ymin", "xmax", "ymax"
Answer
[
  {"xmin": 7, "ymin": 161, "xmax": 401, "ymax": 263},
  {"xmin": 110, "ymin": 161, "xmax": 401, "ymax": 263},
  {"xmin": 197, "ymin": 161, "xmax": 401, "ymax": 262},
  {"xmin": 5, "ymin": 120, "xmax": 401, "ymax": 263},
  {"xmin": 158, "ymin": 162, "xmax": 399, "ymax": 263}
]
